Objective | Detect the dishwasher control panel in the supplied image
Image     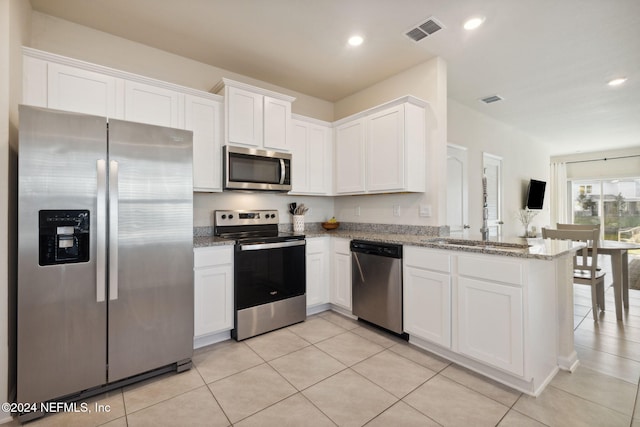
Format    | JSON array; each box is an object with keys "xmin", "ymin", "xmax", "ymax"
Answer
[{"xmin": 350, "ymin": 240, "xmax": 402, "ymax": 258}]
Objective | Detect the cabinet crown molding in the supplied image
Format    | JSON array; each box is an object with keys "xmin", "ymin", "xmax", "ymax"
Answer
[
  {"xmin": 333, "ymin": 95, "xmax": 429, "ymax": 127},
  {"xmin": 211, "ymin": 77, "xmax": 296, "ymax": 103},
  {"xmin": 23, "ymin": 46, "xmax": 223, "ymax": 102}
]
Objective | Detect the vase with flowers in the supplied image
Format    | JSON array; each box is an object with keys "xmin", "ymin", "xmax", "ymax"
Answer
[{"xmin": 516, "ymin": 209, "xmax": 539, "ymax": 237}]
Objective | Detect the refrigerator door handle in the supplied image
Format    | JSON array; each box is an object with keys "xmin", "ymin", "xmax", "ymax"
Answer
[
  {"xmin": 109, "ymin": 160, "xmax": 119, "ymax": 301},
  {"xmin": 96, "ymin": 159, "xmax": 107, "ymax": 302}
]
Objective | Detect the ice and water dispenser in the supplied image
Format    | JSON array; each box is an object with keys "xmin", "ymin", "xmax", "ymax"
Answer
[{"xmin": 39, "ymin": 210, "xmax": 90, "ymax": 266}]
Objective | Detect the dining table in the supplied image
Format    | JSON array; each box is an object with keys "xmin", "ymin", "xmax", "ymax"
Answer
[{"xmin": 597, "ymin": 240, "xmax": 640, "ymax": 320}]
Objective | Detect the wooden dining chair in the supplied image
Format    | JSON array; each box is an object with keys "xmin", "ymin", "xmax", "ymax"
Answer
[
  {"xmin": 557, "ymin": 223, "xmax": 603, "ymax": 270},
  {"xmin": 542, "ymin": 227, "xmax": 606, "ymax": 321}
]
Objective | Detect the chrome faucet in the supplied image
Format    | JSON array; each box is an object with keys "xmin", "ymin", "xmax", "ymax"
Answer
[{"xmin": 480, "ymin": 173, "xmax": 490, "ymax": 241}]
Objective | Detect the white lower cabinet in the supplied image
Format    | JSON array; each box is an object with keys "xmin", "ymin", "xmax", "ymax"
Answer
[
  {"xmin": 306, "ymin": 237, "xmax": 330, "ymax": 310},
  {"xmin": 457, "ymin": 277, "xmax": 524, "ymax": 376},
  {"xmin": 403, "ymin": 247, "xmax": 452, "ymax": 348},
  {"xmin": 330, "ymin": 238, "xmax": 352, "ymax": 310},
  {"xmin": 193, "ymin": 246, "xmax": 233, "ymax": 348},
  {"xmin": 403, "ymin": 247, "xmax": 560, "ymax": 395}
]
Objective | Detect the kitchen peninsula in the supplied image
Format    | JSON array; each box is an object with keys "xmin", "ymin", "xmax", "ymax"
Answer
[{"xmin": 197, "ymin": 223, "xmax": 583, "ymax": 396}]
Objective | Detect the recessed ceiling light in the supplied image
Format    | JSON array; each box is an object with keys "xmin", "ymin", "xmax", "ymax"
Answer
[
  {"xmin": 348, "ymin": 35, "xmax": 364, "ymax": 47},
  {"xmin": 608, "ymin": 77, "xmax": 627, "ymax": 86},
  {"xmin": 463, "ymin": 16, "xmax": 485, "ymax": 30}
]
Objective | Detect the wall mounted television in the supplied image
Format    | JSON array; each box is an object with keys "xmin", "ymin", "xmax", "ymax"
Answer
[{"xmin": 525, "ymin": 179, "xmax": 546, "ymax": 210}]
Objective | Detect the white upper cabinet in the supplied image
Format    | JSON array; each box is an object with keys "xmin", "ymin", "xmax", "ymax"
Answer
[
  {"xmin": 291, "ymin": 116, "xmax": 332, "ymax": 195},
  {"xmin": 48, "ymin": 62, "xmax": 121, "ymax": 118},
  {"xmin": 185, "ymin": 94, "xmax": 224, "ymax": 192},
  {"xmin": 124, "ymin": 80, "xmax": 184, "ymax": 128},
  {"xmin": 334, "ymin": 96, "xmax": 427, "ymax": 195},
  {"xmin": 263, "ymin": 96, "xmax": 292, "ymax": 151},
  {"xmin": 214, "ymin": 78, "xmax": 295, "ymax": 151},
  {"xmin": 366, "ymin": 104, "xmax": 405, "ymax": 192},
  {"xmin": 334, "ymin": 118, "xmax": 366, "ymax": 194},
  {"xmin": 23, "ymin": 48, "xmax": 225, "ymax": 194},
  {"xmin": 226, "ymin": 86, "xmax": 263, "ymax": 147}
]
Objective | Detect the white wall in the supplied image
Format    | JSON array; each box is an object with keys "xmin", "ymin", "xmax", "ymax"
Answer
[
  {"xmin": 448, "ymin": 99, "xmax": 552, "ymax": 238},
  {"xmin": 194, "ymin": 193, "xmax": 335, "ymax": 227}
]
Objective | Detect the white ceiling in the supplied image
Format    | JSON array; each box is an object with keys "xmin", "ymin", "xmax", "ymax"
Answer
[{"xmin": 29, "ymin": 0, "xmax": 640, "ymax": 155}]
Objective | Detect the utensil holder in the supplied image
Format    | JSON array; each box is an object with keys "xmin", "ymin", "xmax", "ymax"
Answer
[{"xmin": 293, "ymin": 215, "xmax": 305, "ymax": 233}]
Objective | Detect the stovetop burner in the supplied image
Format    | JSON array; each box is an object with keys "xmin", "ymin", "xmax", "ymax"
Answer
[{"xmin": 214, "ymin": 209, "xmax": 304, "ymax": 243}]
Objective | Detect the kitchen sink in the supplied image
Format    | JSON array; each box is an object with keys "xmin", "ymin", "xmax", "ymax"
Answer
[{"xmin": 424, "ymin": 238, "xmax": 531, "ymax": 250}]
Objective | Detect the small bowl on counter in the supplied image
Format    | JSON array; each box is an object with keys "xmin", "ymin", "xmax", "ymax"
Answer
[{"xmin": 321, "ymin": 222, "xmax": 340, "ymax": 231}]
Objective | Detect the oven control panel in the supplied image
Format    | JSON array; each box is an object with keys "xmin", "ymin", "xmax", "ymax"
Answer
[{"xmin": 214, "ymin": 210, "xmax": 279, "ymax": 226}]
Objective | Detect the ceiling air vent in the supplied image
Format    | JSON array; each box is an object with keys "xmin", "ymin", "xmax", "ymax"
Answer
[
  {"xmin": 480, "ymin": 95, "xmax": 504, "ymax": 104},
  {"xmin": 405, "ymin": 17, "xmax": 445, "ymax": 42}
]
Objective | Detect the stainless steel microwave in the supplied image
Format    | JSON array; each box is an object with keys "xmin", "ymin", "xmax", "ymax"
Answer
[{"xmin": 223, "ymin": 145, "xmax": 292, "ymax": 192}]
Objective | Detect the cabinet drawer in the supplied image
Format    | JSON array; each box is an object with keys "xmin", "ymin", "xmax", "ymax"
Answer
[
  {"xmin": 458, "ymin": 255, "xmax": 523, "ymax": 285},
  {"xmin": 404, "ymin": 246, "xmax": 450, "ymax": 273},
  {"xmin": 194, "ymin": 246, "xmax": 233, "ymax": 268}
]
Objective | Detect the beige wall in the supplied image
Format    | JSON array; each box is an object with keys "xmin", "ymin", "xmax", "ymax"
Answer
[
  {"xmin": 448, "ymin": 99, "xmax": 552, "ymax": 237},
  {"xmin": 2, "ymin": 0, "xmax": 31, "ymax": 420},
  {"xmin": 30, "ymin": 12, "xmax": 335, "ymax": 122}
]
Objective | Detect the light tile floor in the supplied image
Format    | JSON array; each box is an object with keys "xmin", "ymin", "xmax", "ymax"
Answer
[{"xmin": 10, "ymin": 260, "xmax": 640, "ymax": 426}]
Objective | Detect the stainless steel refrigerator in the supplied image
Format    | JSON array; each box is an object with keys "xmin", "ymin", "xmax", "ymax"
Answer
[{"xmin": 17, "ymin": 105, "xmax": 194, "ymax": 407}]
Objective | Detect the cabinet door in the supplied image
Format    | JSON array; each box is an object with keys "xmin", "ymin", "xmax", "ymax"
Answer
[
  {"xmin": 48, "ymin": 62, "xmax": 119, "ymax": 118},
  {"xmin": 185, "ymin": 95, "xmax": 223, "ymax": 192},
  {"xmin": 124, "ymin": 80, "xmax": 183, "ymax": 128},
  {"xmin": 263, "ymin": 96, "xmax": 291, "ymax": 151},
  {"xmin": 457, "ymin": 277, "xmax": 524, "ymax": 376},
  {"xmin": 331, "ymin": 239, "xmax": 352, "ymax": 310},
  {"xmin": 307, "ymin": 124, "xmax": 331, "ymax": 194},
  {"xmin": 404, "ymin": 266, "xmax": 451, "ymax": 348},
  {"xmin": 366, "ymin": 105, "xmax": 404, "ymax": 192},
  {"xmin": 194, "ymin": 264, "xmax": 233, "ymax": 337},
  {"xmin": 23, "ymin": 55, "xmax": 48, "ymax": 107},
  {"xmin": 291, "ymin": 120, "xmax": 332, "ymax": 195},
  {"xmin": 306, "ymin": 238, "xmax": 330, "ymax": 307},
  {"xmin": 335, "ymin": 119, "xmax": 366, "ymax": 194},
  {"xmin": 227, "ymin": 86, "xmax": 263, "ymax": 147},
  {"xmin": 291, "ymin": 121, "xmax": 309, "ymax": 192}
]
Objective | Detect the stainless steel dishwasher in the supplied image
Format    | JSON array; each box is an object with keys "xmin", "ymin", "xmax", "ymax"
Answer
[{"xmin": 351, "ymin": 240, "xmax": 403, "ymax": 334}]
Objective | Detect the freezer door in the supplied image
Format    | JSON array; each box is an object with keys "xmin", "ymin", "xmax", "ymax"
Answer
[
  {"xmin": 17, "ymin": 106, "xmax": 108, "ymax": 404},
  {"xmin": 107, "ymin": 119, "xmax": 194, "ymax": 382}
]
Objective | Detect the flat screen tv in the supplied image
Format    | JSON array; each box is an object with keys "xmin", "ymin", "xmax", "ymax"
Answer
[{"xmin": 525, "ymin": 179, "xmax": 546, "ymax": 210}]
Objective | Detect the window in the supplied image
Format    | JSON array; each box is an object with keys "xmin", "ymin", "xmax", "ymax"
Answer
[{"xmin": 571, "ymin": 178, "xmax": 640, "ymax": 241}]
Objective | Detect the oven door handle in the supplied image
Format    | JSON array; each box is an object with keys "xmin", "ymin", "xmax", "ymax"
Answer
[{"xmin": 239, "ymin": 240, "xmax": 305, "ymax": 251}]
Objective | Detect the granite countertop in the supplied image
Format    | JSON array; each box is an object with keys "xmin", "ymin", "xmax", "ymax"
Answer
[
  {"xmin": 193, "ymin": 226, "xmax": 583, "ymax": 260},
  {"xmin": 304, "ymin": 230, "xmax": 584, "ymax": 260},
  {"xmin": 193, "ymin": 235, "xmax": 235, "ymax": 248}
]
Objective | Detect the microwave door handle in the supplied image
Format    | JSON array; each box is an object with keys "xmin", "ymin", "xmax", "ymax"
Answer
[{"xmin": 279, "ymin": 158, "xmax": 286, "ymax": 185}]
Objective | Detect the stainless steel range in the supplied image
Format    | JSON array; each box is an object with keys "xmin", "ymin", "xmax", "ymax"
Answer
[{"xmin": 214, "ymin": 210, "xmax": 306, "ymax": 340}]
